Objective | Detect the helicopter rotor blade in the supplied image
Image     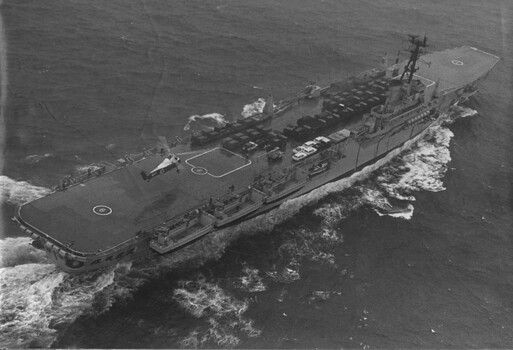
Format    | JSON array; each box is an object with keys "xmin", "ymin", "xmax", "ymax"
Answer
[{"xmin": 156, "ymin": 135, "xmax": 172, "ymax": 154}]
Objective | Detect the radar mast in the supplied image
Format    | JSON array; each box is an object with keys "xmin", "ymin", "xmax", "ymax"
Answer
[{"xmin": 400, "ymin": 34, "xmax": 428, "ymax": 83}]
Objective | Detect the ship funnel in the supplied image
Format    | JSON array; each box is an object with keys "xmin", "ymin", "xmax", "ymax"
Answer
[
  {"xmin": 383, "ymin": 53, "xmax": 399, "ymax": 79},
  {"xmin": 382, "ymin": 52, "xmax": 391, "ymax": 69},
  {"xmin": 386, "ymin": 64, "xmax": 400, "ymax": 79},
  {"xmin": 432, "ymin": 78, "xmax": 440, "ymax": 99},
  {"xmin": 263, "ymin": 94, "xmax": 274, "ymax": 116},
  {"xmin": 384, "ymin": 80, "xmax": 403, "ymax": 110}
]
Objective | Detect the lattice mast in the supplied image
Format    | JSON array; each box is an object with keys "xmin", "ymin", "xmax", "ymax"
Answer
[{"xmin": 399, "ymin": 34, "xmax": 428, "ymax": 83}]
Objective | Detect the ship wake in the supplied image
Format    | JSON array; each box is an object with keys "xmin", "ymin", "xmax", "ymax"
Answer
[
  {"xmin": 241, "ymin": 97, "xmax": 275, "ymax": 118},
  {"xmin": 156, "ymin": 112, "xmax": 470, "ymax": 347},
  {"xmin": 219, "ymin": 106, "xmax": 475, "ymax": 306},
  {"xmin": 175, "ymin": 277, "xmax": 261, "ymax": 348},
  {"xmin": 0, "ymin": 176, "xmax": 53, "ymax": 206},
  {"xmin": 0, "ymin": 106, "xmax": 476, "ymax": 347},
  {"xmin": 183, "ymin": 113, "xmax": 227, "ymax": 132},
  {"xmin": 0, "ymin": 179, "xmax": 141, "ymax": 348},
  {"xmin": 24, "ymin": 153, "xmax": 54, "ymax": 164},
  {"xmin": 241, "ymin": 98, "xmax": 266, "ymax": 118},
  {"xmin": 0, "ymin": 238, "xmax": 141, "ymax": 348}
]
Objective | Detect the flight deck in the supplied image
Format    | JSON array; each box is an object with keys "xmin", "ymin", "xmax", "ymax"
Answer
[{"xmin": 17, "ymin": 75, "xmax": 389, "ymax": 254}]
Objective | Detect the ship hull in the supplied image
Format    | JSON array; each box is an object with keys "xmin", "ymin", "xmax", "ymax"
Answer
[
  {"xmin": 235, "ymin": 117, "xmax": 435, "ymax": 222},
  {"xmin": 15, "ymin": 44, "xmax": 499, "ymax": 274},
  {"xmin": 33, "ymin": 116, "xmax": 435, "ymax": 274}
]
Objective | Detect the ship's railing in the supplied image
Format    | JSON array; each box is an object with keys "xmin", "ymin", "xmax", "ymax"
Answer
[
  {"xmin": 150, "ymin": 210, "xmax": 217, "ymax": 253},
  {"xmin": 14, "ymin": 215, "xmax": 89, "ymax": 258},
  {"xmin": 203, "ymin": 185, "xmax": 255, "ymax": 218},
  {"xmin": 214, "ymin": 193, "xmax": 264, "ymax": 227},
  {"xmin": 93, "ymin": 205, "xmax": 213, "ymax": 256},
  {"xmin": 56, "ymin": 134, "xmax": 192, "ymax": 191},
  {"xmin": 387, "ymin": 102, "xmax": 423, "ymax": 123},
  {"xmin": 253, "ymin": 167, "xmax": 310, "ymax": 203},
  {"xmin": 271, "ymin": 169, "xmax": 306, "ymax": 188},
  {"xmin": 252, "ymin": 165, "xmax": 302, "ymax": 192},
  {"xmin": 91, "ymin": 232, "xmax": 149, "ymax": 257},
  {"xmin": 51, "ymin": 80, "xmax": 337, "ymax": 192},
  {"xmin": 14, "ymin": 214, "xmax": 148, "ymax": 258},
  {"xmin": 56, "ymin": 164, "xmax": 107, "ymax": 189},
  {"xmin": 154, "ymin": 208, "xmax": 205, "ymax": 236},
  {"xmin": 150, "ymin": 222, "xmax": 215, "ymax": 254},
  {"xmin": 54, "ymin": 147, "xmax": 157, "ymax": 191},
  {"xmin": 263, "ymin": 176, "xmax": 307, "ymax": 204},
  {"xmin": 203, "ymin": 186, "xmax": 265, "ymax": 226}
]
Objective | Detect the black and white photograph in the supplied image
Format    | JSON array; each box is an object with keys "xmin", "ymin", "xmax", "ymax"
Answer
[{"xmin": 0, "ymin": 0, "xmax": 511, "ymax": 348}]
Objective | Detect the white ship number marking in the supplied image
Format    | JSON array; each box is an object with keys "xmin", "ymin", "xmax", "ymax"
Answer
[
  {"xmin": 93, "ymin": 205, "xmax": 113, "ymax": 216},
  {"xmin": 452, "ymin": 60, "xmax": 464, "ymax": 66}
]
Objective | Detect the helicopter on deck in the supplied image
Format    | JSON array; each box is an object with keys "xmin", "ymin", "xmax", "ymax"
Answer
[{"xmin": 140, "ymin": 136, "xmax": 183, "ymax": 181}]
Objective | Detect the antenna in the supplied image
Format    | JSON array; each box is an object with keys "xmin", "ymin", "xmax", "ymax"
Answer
[{"xmin": 399, "ymin": 34, "xmax": 428, "ymax": 83}]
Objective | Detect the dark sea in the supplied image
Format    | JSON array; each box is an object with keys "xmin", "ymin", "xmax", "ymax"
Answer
[{"xmin": 1, "ymin": 0, "xmax": 512, "ymax": 348}]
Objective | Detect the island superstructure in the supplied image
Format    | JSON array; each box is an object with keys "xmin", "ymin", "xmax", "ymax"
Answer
[{"xmin": 13, "ymin": 36, "xmax": 500, "ymax": 273}]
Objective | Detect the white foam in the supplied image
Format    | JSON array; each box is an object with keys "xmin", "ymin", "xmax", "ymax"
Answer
[
  {"xmin": 183, "ymin": 112, "xmax": 227, "ymax": 131},
  {"xmin": 310, "ymin": 251, "xmax": 335, "ymax": 265},
  {"xmin": 374, "ymin": 204, "xmax": 415, "ymax": 220},
  {"xmin": 319, "ymin": 226, "xmax": 343, "ymax": 243},
  {"xmin": 377, "ymin": 126, "xmax": 453, "ymax": 201},
  {"xmin": 0, "ymin": 110, "xmax": 468, "ymax": 348},
  {"xmin": 230, "ymin": 132, "xmax": 422, "ymax": 237},
  {"xmin": 312, "ymin": 202, "xmax": 349, "ymax": 247},
  {"xmin": 0, "ymin": 263, "xmax": 117, "ymax": 348},
  {"xmin": 441, "ymin": 105, "xmax": 478, "ymax": 125},
  {"xmin": 0, "ymin": 175, "xmax": 52, "ymax": 205},
  {"xmin": 219, "ymin": 126, "xmax": 437, "ymax": 277},
  {"xmin": 241, "ymin": 121, "xmax": 456, "ymax": 271},
  {"xmin": 241, "ymin": 98, "xmax": 266, "ymax": 118},
  {"xmin": 314, "ymin": 202, "xmax": 353, "ymax": 227},
  {"xmin": 174, "ymin": 278, "xmax": 260, "ymax": 347},
  {"xmin": 277, "ymin": 133, "xmax": 419, "ymax": 220},
  {"xmin": 234, "ymin": 266, "xmax": 266, "ymax": 292},
  {"xmin": 457, "ymin": 106, "xmax": 478, "ymax": 119},
  {"xmin": 266, "ymin": 265, "xmax": 300, "ymax": 284},
  {"xmin": 74, "ymin": 163, "xmax": 104, "ymax": 174},
  {"xmin": 307, "ymin": 290, "xmax": 341, "ymax": 303},
  {"xmin": 24, "ymin": 153, "xmax": 54, "ymax": 164},
  {"xmin": 0, "ymin": 237, "xmax": 133, "ymax": 348},
  {"xmin": 283, "ymin": 227, "xmax": 337, "ymax": 266},
  {"xmin": 0, "ymin": 237, "xmax": 48, "ymax": 267},
  {"xmin": 0, "ymin": 263, "xmax": 63, "ymax": 348},
  {"xmin": 360, "ymin": 187, "xmax": 392, "ymax": 209}
]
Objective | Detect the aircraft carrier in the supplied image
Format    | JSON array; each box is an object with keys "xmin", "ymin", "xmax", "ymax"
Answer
[{"xmin": 13, "ymin": 36, "xmax": 500, "ymax": 273}]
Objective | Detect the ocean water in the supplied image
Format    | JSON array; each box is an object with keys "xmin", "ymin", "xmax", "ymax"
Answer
[{"xmin": 1, "ymin": 0, "xmax": 512, "ymax": 348}]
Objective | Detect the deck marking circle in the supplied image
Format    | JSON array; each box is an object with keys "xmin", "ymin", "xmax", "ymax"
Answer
[
  {"xmin": 191, "ymin": 167, "xmax": 207, "ymax": 175},
  {"xmin": 452, "ymin": 60, "xmax": 464, "ymax": 66},
  {"xmin": 93, "ymin": 205, "xmax": 112, "ymax": 216}
]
